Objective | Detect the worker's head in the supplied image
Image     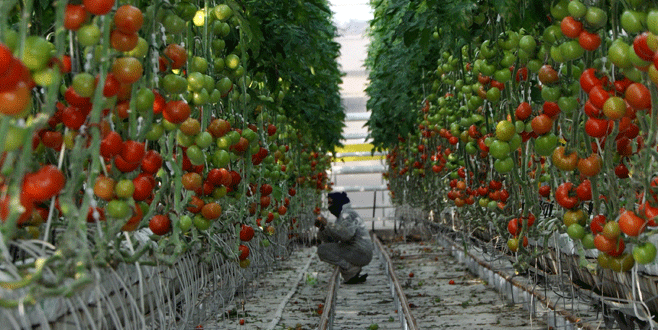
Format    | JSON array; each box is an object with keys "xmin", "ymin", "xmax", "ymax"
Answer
[{"xmin": 328, "ymin": 191, "xmax": 350, "ymax": 217}]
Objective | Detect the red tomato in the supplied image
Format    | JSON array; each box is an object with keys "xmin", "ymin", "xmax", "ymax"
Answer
[
  {"xmin": 149, "ymin": 214, "xmax": 171, "ymax": 235},
  {"xmin": 515, "ymin": 102, "xmax": 532, "ymax": 120},
  {"xmin": 240, "ymin": 224, "xmax": 255, "ymax": 242},
  {"xmin": 83, "ymin": 0, "xmax": 115, "ymax": 16},
  {"xmin": 575, "ymin": 179, "xmax": 592, "ymax": 200},
  {"xmin": 132, "ymin": 175, "xmax": 154, "ymax": 201},
  {"xmin": 163, "ymin": 100, "xmax": 191, "ymax": 124},
  {"xmin": 579, "ymin": 68, "xmax": 602, "ymax": 94},
  {"xmin": 22, "ymin": 165, "xmax": 66, "ymax": 202},
  {"xmin": 542, "ymin": 101, "xmax": 561, "ymax": 118},
  {"xmin": 584, "ymin": 117, "xmax": 610, "ymax": 138},
  {"xmin": 64, "ymin": 4, "xmax": 88, "ymax": 31},
  {"xmin": 560, "ymin": 16, "xmax": 583, "ymax": 38},
  {"xmin": 100, "ymin": 131, "xmax": 123, "ymax": 158},
  {"xmin": 238, "ymin": 244, "xmax": 250, "ymax": 260},
  {"xmin": 555, "ymin": 182, "xmax": 579, "ymax": 209},
  {"xmin": 114, "ymin": 5, "xmax": 143, "ymax": 34},
  {"xmin": 618, "ymin": 210, "xmax": 646, "ymax": 237},
  {"xmin": 578, "ymin": 30, "xmax": 601, "ymax": 51},
  {"xmin": 589, "ymin": 85, "xmax": 610, "ymax": 109},
  {"xmin": 141, "ymin": 150, "xmax": 163, "ymax": 174},
  {"xmin": 590, "ymin": 215, "xmax": 606, "ymax": 235},
  {"xmin": 121, "ymin": 140, "xmax": 145, "ymax": 164}
]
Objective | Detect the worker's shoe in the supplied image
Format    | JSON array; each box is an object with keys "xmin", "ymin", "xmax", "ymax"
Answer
[
  {"xmin": 344, "ymin": 273, "xmax": 368, "ymax": 284},
  {"xmin": 341, "ymin": 265, "xmax": 361, "ymax": 282}
]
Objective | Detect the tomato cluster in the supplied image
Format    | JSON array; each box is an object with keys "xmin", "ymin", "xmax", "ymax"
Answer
[
  {"xmin": 0, "ymin": 0, "xmax": 342, "ymax": 312},
  {"xmin": 378, "ymin": 0, "xmax": 658, "ymax": 273}
]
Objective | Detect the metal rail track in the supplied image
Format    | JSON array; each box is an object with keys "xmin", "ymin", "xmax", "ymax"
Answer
[{"xmin": 318, "ymin": 233, "xmax": 418, "ymax": 330}]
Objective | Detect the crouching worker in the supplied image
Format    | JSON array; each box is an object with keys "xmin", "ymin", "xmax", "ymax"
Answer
[{"xmin": 315, "ymin": 192, "xmax": 373, "ymax": 284}]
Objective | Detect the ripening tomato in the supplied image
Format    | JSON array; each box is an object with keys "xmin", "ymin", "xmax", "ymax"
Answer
[
  {"xmin": 110, "ymin": 29, "xmax": 138, "ymax": 52},
  {"xmin": 0, "ymin": 80, "xmax": 32, "ymax": 117},
  {"xmin": 164, "ymin": 44, "xmax": 187, "ymax": 69},
  {"xmin": 238, "ymin": 244, "xmax": 250, "ymax": 260},
  {"xmin": 552, "ymin": 146, "xmax": 578, "ymax": 171},
  {"xmin": 111, "ymin": 57, "xmax": 143, "ymax": 84},
  {"xmin": 625, "ymin": 83, "xmax": 651, "ymax": 110},
  {"xmin": 531, "ymin": 114, "xmax": 553, "ymax": 135},
  {"xmin": 577, "ymin": 154, "xmax": 602, "ymax": 177},
  {"xmin": 201, "ymin": 202, "xmax": 222, "ymax": 220}
]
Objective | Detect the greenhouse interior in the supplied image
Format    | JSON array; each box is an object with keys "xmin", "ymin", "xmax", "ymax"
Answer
[{"xmin": 3, "ymin": 0, "xmax": 658, "ymax": 329}]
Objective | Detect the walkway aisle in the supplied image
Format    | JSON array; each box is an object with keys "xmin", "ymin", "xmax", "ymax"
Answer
[
  {"xmin": 386, "ymin": 241, "xmax": 548, "ymax": 329},
  {"xmin": 203, "ymin": 246, "xmax": 332, "ymax": 330},
  {"xmin": 332, "ymin": 250, "xmax": 399, "ymax": 330}
]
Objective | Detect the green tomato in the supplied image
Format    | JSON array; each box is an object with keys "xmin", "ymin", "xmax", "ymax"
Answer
[
  {"xmin": 78, "ymin": 24, "xmax": 101, "ymax": 47},
  {"xmin": 608, "ymin": 40, "xmax": 633, "ymax": 69},
  {"xmin": 633, "ymin": 242, "xmax": 657, "ymax": 264},
  {"xmin": 135, "ymin": 88, "xmax": 154, "ymax": 113},
  {"xmin": 582, "ymin": 233, "xmax": 595, "ymax": 249},
  {"xmin": 494, "ymin": 157, "xmax": 514, "ymax": 173},
  {"xmin": 647, "ymin": 10, "xmax": 658, "ymax": 35},
  {"xmin": 2, "ymin": 125, "xmax": 27, "ymax": 152},
  {"xmin": 107, "ymin": 200, "xmax": 130, "ymax": 219},
  {"xmin": 145, "ymin": 123, "xmax": 165, "ymax": 141},
  {"xmin": 486, "ymin": 87, "xmax": 501, "ymax": 103},
  {"xmin": 189, "ymin": 56, "xmax": 209, "ymax": 73},
  {"xmin": 550, "ymin": 0, "xmax": 569, "ymax": 20},
  {"xmin": 508, "ymin": 133, "xmax": 522, "ymax": 151},
  {"xmin": 22, "ymin": 36, "xmax": 53, "ymax": 71},
  {"xmin": 568, "ymin": 0, "xmax": 587, "ymax": 18},
  {"xmin": 557, "ymin": 96, "xmax": 579, "ymax": 115},
  {"xmin": 212, "ymin": 149, "xmax": 231, "ymax": 167},
  {"xmin": 560, "ymin": 40, "xmax": 584, "ymax": 61},
  {"xmin": 518, "ymin": 35, "xmax": 537, "ymax": 54},
  {"xmin": 163, "ymin": 14, "xmax": 186, "ymax": 34},
  {"xmin": 162, "ymin": 74, "xmax": 188, "ymax": 94},
  {"xmin": 585, "ymin": 7, "xmax": 607, "ymax": 29},
  {"xmin": 494, "ymin": 69, "xmax": 512, "ymax": 83},
  {"xmin": 115, "ymin": 179, "xmax": 135, "ymax": 199},
  {"xmin": 620, "ymin": 10, "xmax": 646, "ymax": 34},
  {"xmin": 195, "ymin": 131, "xmax": 213, "ymax": 149},
  {"xmin": 489, "ymin": 140, "xmax": 511, "ymax": 160},
  {"xmin": 541, "ymin": 85, "xmax": 561, "ymax": 102},
  {"xmin": 186, "ymin": 145, "xmax": 205, "ymax": 165},
  {"xmin": 72, "ymin": 72, "xmax": 96, "ymax": 98},
  {"xmin": 193, "ymin": 214, "xmax": 211, "ymax": 230},
  {"xmin": 567, "ymin": 223, "xmax": 586, "ymax": 240},
  {"xmin": 534, "ymin": 133, "xmax": 558, "ymax": 156}
]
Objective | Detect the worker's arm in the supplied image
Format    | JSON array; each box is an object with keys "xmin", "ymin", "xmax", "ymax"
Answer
[{"xmin": 317, "ymin": 211, "xmax": 359, "ymax": 242}]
